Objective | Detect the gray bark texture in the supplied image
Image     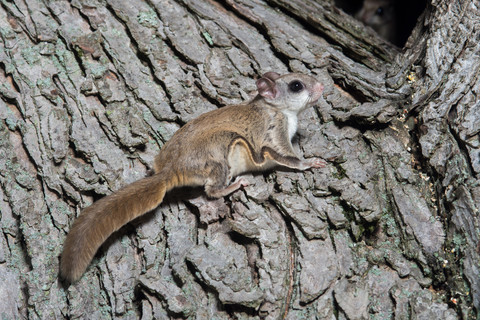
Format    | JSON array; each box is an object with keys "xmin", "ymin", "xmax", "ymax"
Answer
[{"xmin": 0, "ymin": 0, "xmax": 478, "ymax": 319}]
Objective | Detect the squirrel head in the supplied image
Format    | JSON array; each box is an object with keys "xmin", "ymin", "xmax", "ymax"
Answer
[{"xmin": 256, "ymin": 72, "xmax": 324, "ymax": 114}]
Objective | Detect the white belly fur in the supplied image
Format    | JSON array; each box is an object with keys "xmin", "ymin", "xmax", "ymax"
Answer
[{"xmin": 282, "ymin": 110, "xmax": 298, "ymax": 140}]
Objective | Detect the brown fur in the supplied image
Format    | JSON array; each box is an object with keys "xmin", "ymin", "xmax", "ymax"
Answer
[{"xmin": 60, "ymin": 73, "xmax": 325, "ymax": 283}]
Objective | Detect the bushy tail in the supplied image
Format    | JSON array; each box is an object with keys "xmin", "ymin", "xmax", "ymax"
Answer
[{"xmin": 60, "ymin": 174, "xmax": 175, "ymax": 283}]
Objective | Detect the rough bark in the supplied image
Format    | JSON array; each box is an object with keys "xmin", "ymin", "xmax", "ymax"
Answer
[{"xmin": 0, "ymin": 0, "xmax": 478, "ymax": 319}]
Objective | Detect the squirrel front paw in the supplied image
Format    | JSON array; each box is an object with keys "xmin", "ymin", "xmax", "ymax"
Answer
[{"xmin": 302, "ymin": 158, "xmax": 327, "ymax": 169}]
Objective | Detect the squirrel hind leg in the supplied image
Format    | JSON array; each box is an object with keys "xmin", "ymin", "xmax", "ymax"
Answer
[
  {"xmin": 203, "ymin": 163, "xmax": 248, "ymax": 198},
  {"xmin": 205, "ymin": 176, "xmax": 249, "ymax": 198}
]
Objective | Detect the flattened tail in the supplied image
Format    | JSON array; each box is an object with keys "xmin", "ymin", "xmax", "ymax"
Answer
[{"xmin": 60, "ymin": 173, "xmax": 176, "ymax": 283}]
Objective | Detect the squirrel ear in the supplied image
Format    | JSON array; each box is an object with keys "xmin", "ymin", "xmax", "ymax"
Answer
[
  {"xmin": 262, "ymin": 72, "xmax": 281, "ymax": 81},
  {"xmin": 256, "ymin": 77, "xmax": 278, "ymax": 100}
]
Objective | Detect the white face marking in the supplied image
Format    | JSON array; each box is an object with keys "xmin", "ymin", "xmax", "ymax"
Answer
[{"xmin": 288, "ymin": 90, "xmax": 311, "ymax": 113}]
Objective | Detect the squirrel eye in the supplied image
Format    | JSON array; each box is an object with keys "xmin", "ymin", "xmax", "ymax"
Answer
[
  {"xmin": 288, "ymin": 80, "xmax": 304, "ymax": 93},
  {"xmin": 375, "ymin": 7, "xmax": 384, "ymax": 16}
]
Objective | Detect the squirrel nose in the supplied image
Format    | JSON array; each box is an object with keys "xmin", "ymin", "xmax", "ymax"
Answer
[
  {"xmin": 311, "ymin": 83, "xmax": 324, "ymax": 101},
  {"xmin": 314, "ymin": 83, "xmax": 324, "ymax": 93}
]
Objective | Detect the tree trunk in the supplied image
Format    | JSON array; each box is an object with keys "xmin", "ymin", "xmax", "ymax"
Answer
[{"xmin": 0, "ymin": 0, "xmax": 478, "ymax": 319}]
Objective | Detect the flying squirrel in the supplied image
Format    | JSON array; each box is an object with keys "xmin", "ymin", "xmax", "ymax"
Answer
[
  {"xmin": 355, "ymin": 0, "xmax": 397, "ymax": 44},
  {"xmin": 60, "ymin": 72, "xmax": 326, "ymax": 283}
]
